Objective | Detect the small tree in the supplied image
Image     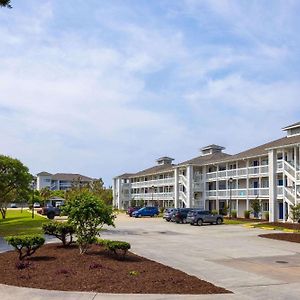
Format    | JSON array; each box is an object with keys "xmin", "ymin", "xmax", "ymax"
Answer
[
  {"xmin": 63, "ymin": 191, "xmax": 115, "ymax": 254},
  {"xmin": 0, "ymin": 155, "xmax": 32, "ymax": 219},
  {"xmin": 42, "ymin": 221, "xmax": 75, "ymax": 246},
  {"xmin": 40, "ymin": 187, "xmax": 51, "ymax": 206},
  {"xmin": 251, "ymin": 198, "xmax": 261, "ymax": 218},
  {"xmin": 5, "ymin": 235, "xmax": 45, "ymax": 261},
  {"xmin": 289, "ymin": 204, "xmax": 300, "ymax": 223},
  {"xmin": 0, "ymin": 0, "xmax": 12, "ymax": 8}
]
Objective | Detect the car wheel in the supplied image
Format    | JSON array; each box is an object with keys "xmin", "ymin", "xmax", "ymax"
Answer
[
  {"xmin": 166, "ymin": 219, "xmax": 170, "ymax": 222},
  {"xmin": 47, "ymin": 211, "xmax": 55, "ymax": 219},
  {"xmin": 197, "ymin": 219, "xmax": 203, "ymax": 226},
  {"xmin": 190, "ymin": 222, "xmax": 194, "ymax": 226},
  {"xmin": 216, "ymin": 218, "xmax": 223, "ymax": 225}
]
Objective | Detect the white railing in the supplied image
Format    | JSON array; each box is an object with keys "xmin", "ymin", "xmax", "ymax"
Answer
[
  {"xmin": 206, "ymin": 188, "xmax": 269, "ymax": 198},
  {"xmin": 179, "ymin": 191, "xmax": 187, "ymax": 201},
  {"xmin": 132, "ymin": 192, "xmax": 174, "ymax": 200},
  {"xmin": 131, "ymin": 177, "xmax": 174, "ymax": 188},
  {"xmin": 179, "ymin": 174, "xmax": 187, "ymax": 187},
  {"xmin": 277, "ymin": 186, "xmax": 283, "ymax": 196},
  {"xmin": 193, "ymin": 182, "xmax": 204, "ymax": 191},
  {"xmin": 277, "ymin": 160, "xmax": 283, "ymax": 171},
  {"xmin": 284, "ymin": 161, "xmax": 295, "ymax": 178},
  {"xmin": 284, "ymin": 187, "xmax": 295, "ymax": 205},
  {"xmin": 206, "ymin": 165, "xmax": 269, "ymax": 181}
]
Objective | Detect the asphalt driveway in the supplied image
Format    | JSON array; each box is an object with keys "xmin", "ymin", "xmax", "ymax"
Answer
[{"xmin": 100, "ymin": 214, "xmax": 300, "ymax": 300}]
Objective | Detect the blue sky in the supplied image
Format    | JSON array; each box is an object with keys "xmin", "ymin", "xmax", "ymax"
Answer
[{"xmin": 1, "ymin": 0, "xmax": 300, "ymax": 185}]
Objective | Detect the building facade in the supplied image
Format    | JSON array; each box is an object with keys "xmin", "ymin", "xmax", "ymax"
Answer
[
  {"xmin": 36, "ymin": 172, "xmax": 94, "ymax": 191},
  {"xmin": 113, "ymin": 122, "xmax": 300, "ymax": 222}
]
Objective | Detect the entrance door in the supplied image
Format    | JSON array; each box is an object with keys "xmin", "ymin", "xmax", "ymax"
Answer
[{"xmin": 279, "ymin": 202, "xmax": 283, "ymax": 219}]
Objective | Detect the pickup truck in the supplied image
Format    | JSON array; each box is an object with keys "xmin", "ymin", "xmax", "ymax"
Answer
[{"xmin": 38, "ymin": 204, "xmax": 61, "ymax": 219}]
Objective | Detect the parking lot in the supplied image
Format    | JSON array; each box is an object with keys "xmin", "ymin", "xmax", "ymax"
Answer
[{"xmin": 101, "ymin": 214, "xmax": 300, "ymax": 299}]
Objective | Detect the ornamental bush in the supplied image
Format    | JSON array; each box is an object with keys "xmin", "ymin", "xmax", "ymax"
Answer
[
  {"xmin": 63, "ymin": 191, "xmax": 115, "ymax": 254},
  {"xmin": 5, "ymin": 235, "xmax": 45, "ymax": 261},
  {"xmin": 42, "ymin": 221, "xmax": 75, "ymax": 246},
  {"xmin": 97, "ymin": 238, "xmax": 131, "ymax": 259},
  {"xmin": 244, "ymin": 210, "xmax": 251, "ymax": 219},
  {"xmin": 231, "ymin": 210, "xmax": 237, "ymax": 218}
]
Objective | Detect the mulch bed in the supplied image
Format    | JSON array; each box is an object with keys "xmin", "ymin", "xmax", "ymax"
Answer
[
  {"xmin": 224, "ymin": 217, "xmax": 265, "ymax": 222},
  {"xmin": 259, "ymin": 233, "xmax": 300, "ymax": 244},
  {"xmin": 0, "ymin": 243, "xmax": 230, "ymax": 294},
  {"xmin": 266, "ymin": 222, "xmax": 300, "ymax": 230}
]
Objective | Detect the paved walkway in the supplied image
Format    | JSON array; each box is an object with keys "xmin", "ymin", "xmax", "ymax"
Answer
[{"xmin": 1, "ymin": 215, "xmax": 300, "ymax": 299}]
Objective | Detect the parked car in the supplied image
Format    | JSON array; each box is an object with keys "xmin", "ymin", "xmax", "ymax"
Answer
[
  {"xmin": 187, "ymin": 210, "xmax": 223, "ymax": 226},
  {"xmin": 10, "ymin": 203, "xmax": 17, "ymax": 208},
  {"xmin": 132, "ymin": 206, "xmax": 159, "ymax": 218},
  {"xmin": 37, "ymin": 204, "xmax": 61, "ymax": 219},
  {"xmin": 33, "ymin": 202, "xmax": 41, "ymax": 208},
  {"xmin": 163, "ymin": 208, "xmax": 178, "ymax": 222},
  {"xmin": 172, "ymin": 208, "xmax": 194, "ymax": 223},
  {"xmin": 127, "ymin": 206, "xmax": 141, "ymax": 217}
]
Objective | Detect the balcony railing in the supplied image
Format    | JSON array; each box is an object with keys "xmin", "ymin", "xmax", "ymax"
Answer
[
  {"xmin": 206, "ymin": 188, "xmax": 270, "ymax": 198},
  {"xmin": 206, "ymin": 165, "xmax": 269, "ymax": 181},
  {"xmin": 130, "ymin": 178, "xmax": 174, "ymax": 188},
  {"xmin": 131, "ymin": 192, "xmax": 174, "ymax": 200}
]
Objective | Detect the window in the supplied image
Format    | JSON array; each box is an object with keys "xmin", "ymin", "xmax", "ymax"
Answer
[
  {"xmin": 262, "ymin": 202, "xmax": 269, "ymax": 211},
  {"xmin": 43, "ymin": 179, "xmax": 51, "ymax": 183}
]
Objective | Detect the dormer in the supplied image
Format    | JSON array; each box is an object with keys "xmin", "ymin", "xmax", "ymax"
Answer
[
  {"xmin": 200, "ymin": 144, "xmax": 225, "ymax": 156},
  {"xmin": 156, "ymin": 156, "xmax": 174, "ymax": 165},
  {"xmin": 282, "ymin": 122, "xmax": 300, "ymax": 137}
]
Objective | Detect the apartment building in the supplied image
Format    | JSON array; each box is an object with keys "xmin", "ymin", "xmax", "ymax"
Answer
[
  {"xmin": 113, "ymin": 122, "xmax": 300, "ymax": 222},
  {"xmin": 36, "ymin": 172, "xmax": 94, "ymax": 191}
]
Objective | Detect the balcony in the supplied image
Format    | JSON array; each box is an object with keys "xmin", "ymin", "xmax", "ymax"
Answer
[
  {"xmin": 131, "ymin": 177, "xmax": 174, "ymax": 188},
  {"xmin": 206, "ymin": 165, "xmax": 269, "ymax": 181},
  {"xmin": 131, "ymin": 192, "xmax": 174, "ymax": 200},
  {"xmin": 206, "ymin": 188, "xmax": 270, "ymax": 198}
]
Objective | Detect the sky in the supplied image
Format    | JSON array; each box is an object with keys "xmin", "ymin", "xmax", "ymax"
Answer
[{"xmin": 1, "ymin": 0, "xmax": 300, "ymax": 185}]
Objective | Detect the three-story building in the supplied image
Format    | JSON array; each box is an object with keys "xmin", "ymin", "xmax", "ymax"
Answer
[{"xmin": 113, "ymin": 122, "xmax": 300, "ymax": 222}]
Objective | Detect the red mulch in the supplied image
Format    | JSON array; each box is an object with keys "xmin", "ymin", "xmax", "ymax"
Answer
[
  {"xmin": 259, "ymin": 233, "xmax": 300, "ymax": 244},
  {"xmin": 0, "ymin": 244, "xmax": 230, "ymax": 294}
]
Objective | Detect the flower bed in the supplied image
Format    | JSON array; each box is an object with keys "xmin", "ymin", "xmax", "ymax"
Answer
[{"xmin": 0, "ymin": 243, "xmax": 230, "ymax": 294}]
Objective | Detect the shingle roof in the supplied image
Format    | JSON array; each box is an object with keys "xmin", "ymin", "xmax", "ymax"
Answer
[
  {"xmin": 51, "ymin": 173, "xmax": 93, "ymax": 181},
  {"xmin": 177, "ymin": 152, "xmax": 231, "ymax": 166},
  {"xmin": 132, "ymin": 164, "xmax": 174, "ymax": 177},
  {"xmin": 282, "ymin": 121, "xmax": 300, "ymax": 130},
  {"xmin": 207, "ymin": 134, "xmax": 300, "ymax": 165},
  {"xmin": 115, "ymin": 173, "xmax": 134, "ymax": 178},
  {"xmin": 37, "ymin": 171, "xmax": 52, "ymax": 176}
]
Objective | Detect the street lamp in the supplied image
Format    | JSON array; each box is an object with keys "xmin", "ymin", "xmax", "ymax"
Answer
[
  {"xmin": 31, "ymin": 180, "xmax": 35, "ymax": 219},
  {"xmin": 228, "ymin": 177, "xmax": 233, "ymax": 219},
  {"xmin": 151, "ymin": 185, "xmax": 155, "ymax": 206}
]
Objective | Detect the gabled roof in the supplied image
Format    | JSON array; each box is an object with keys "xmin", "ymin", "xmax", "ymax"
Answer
[
  {"xmin": 177, "ymin": 152, "xmax": 231, "ymax": 166},
  {"xmin": 209, "ymin": 134, "xmax": 300, "ymax": 165},
  {"xmin": 37, "ymin": 171, "xmax": 52, "ymax": 176},
  {"xmin": 282, "ymin": 121, "xmax": 300, "ymax": 130},
  {"xmin": 51, "ymin": 173, "xmax": 93, "ymax": 181},
  {"xmin": 114, "ymin": 173, "xmax": 134, "ymax": 179},
  {"xmin": 133, "ymin": 164, "xmax": 174, "ymax": 177}
]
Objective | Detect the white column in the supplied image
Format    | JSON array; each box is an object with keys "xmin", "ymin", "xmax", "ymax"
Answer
[
  {"xmin": 186, "ymin": 165, "xmax": 193, "ymax": 207},
  {"xmin": 174, "ymin": 168, "xmax": 179, "ymax": 208},
  {"xmin": 246, "ymin": 159, "xmax": 249, "ymax": 211},
  {"xmin": 268, "ymin": 149, "xmax": 277, "ymax": 222}
]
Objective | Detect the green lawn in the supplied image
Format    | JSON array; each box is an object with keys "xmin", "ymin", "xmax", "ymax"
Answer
[
  {"xmin": 0, "ymin": 209, "xmax": 49, "ymax": 237},
  {"xmin": 223, "ymin": 218, "xmax": 257, "ymax": 225}
]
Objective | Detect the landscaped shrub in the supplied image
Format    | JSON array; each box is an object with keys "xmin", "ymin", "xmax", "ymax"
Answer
[
  {"xmin": 264, "ymin": 211, "xmax": 269, "ymax": 221},
  {"xmin": 97, "ymin": 238, "xmax": 131, "ymax": 259},
  {"xmin": 211, "ymin": 210, "xmax": 218, "ymax": 215},
  {"xmin": 244, "ymin": 210, "xmax": 251, "ymax": 219},
  {"xmin": 231, "ymin": 210, "xmax": 237, "ymax": 218},
  {"xmin": 250, "ymin": 198, "xmax": 261, "ymax": 218},
  {"xmin": 106, "ymin": 240, "xmax": 131, "ymax": 259},
  {"xmin": 5, "ymin": 235, "xmax": 45, "ymax": 261},
  {"xmin": 63, "ymin": 191, "xmax": 115, "ymax": 254},
  {"xmin": 42, "ymin": 221, "xmax": 75, "ymax": 246}
]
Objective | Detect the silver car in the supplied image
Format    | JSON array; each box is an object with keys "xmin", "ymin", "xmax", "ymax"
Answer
[{"xmin": 163, "ymin": 208, "xmax": 178, "ymax": 222}]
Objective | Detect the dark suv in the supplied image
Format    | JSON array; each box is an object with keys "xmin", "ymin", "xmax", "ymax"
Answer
[
  {"xmin": 172, "ymin": 208, "xmax": 194, "ymax": 223},
  {"xmin": 187, "ymin": 210, "xmax": 223, "ymax": 226}
]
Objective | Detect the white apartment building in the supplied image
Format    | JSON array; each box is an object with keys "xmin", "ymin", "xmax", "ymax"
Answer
[
  {"xmin": 113, "ymin": 122, "xmax": 300, "ymax": 222},
  {"xmin": 36, "ymin": 172, "xmax": 94, "ymax": 191}
]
